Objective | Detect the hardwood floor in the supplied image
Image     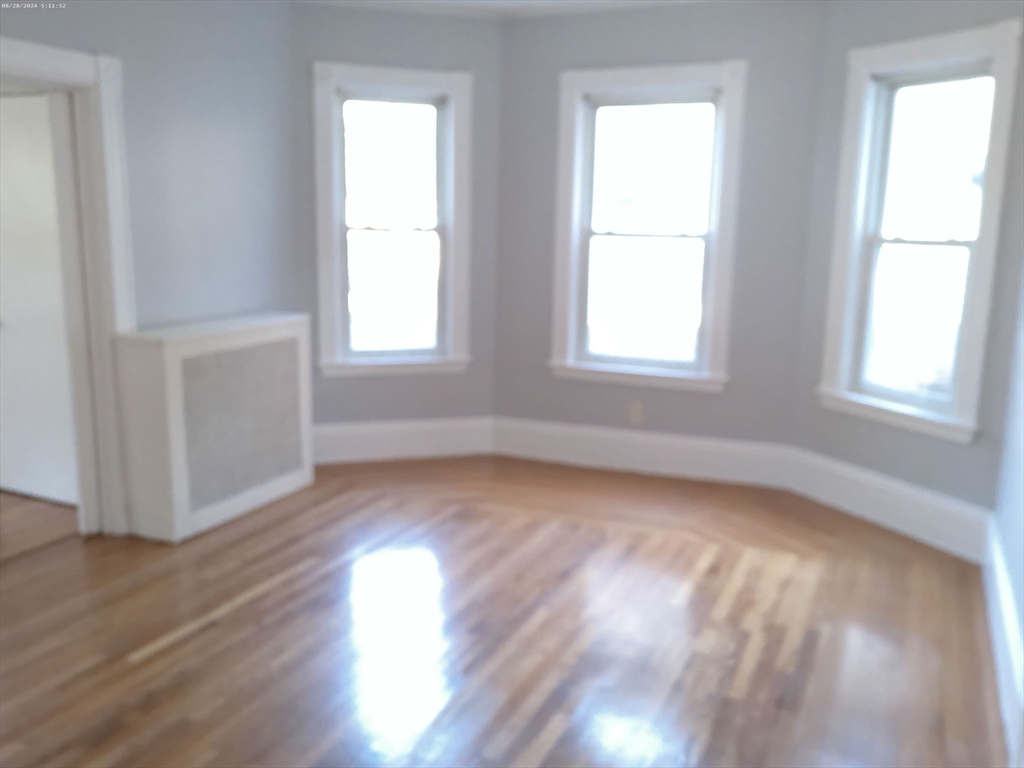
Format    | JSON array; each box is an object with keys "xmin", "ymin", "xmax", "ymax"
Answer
[
  {"xmin": 0, "ymin": 491, "xmax": 78, "ymax": 564},
  {"xmin": 0, "ymin": 457, "xmax": 1005, "ymax": 767}
]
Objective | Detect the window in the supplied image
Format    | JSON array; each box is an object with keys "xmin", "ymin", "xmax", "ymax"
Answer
[
  {"xmin": 314, "ymin": 63, "xmax": 472, "ymax": 376},
  {"xmin": 550, "ymin": 62, "xmax": 746, "ymax": 391},
  {"xmin": 820, "ymin": 20, "xmax": 1021, "ymax": 443}
]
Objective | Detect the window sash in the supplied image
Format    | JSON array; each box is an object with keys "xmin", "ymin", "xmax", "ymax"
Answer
[
  {"xmin": 850, "ymin": 236, "xmax": 975, "ymax": 407},
  {"xmin": 572, "ymin": 103, "xmax": 718, "ymax": 371},
  {"xmin": 847, "ymin": 77, "xmax": 984, "ymax": 409},
  {"xmin": 576, "ymin": 230, "xmax": 709, "ymax": 369},
  {"xmin": 338, "ymin": 96, "xmax": 449, "ymax": 360},
  {"xmin": 343, "ymin": 225, "xmax": 447, "ymax": 360}
]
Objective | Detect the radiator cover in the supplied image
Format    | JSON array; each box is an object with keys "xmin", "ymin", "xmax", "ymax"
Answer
[{"xmin": 117, "ymin": 314, "xmax": 313, "ymax": 542}]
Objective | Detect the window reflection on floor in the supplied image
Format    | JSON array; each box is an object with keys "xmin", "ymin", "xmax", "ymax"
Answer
[
  {"xmin": 349, "ymin": 546, "xmax": 451, "ymax": 761},
  {"xmin": 590, "ymin": 712, "xmax": 671, "ymax": 766}
]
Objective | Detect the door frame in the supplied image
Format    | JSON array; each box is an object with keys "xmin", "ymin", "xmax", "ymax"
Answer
[{"xmin": 0, "ymin": 36, "xmax": 136, "ymax": 535}]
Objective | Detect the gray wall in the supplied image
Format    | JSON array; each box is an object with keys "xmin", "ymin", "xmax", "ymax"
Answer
[
  {"xmin": 0, "ymin": 0, "xmax": 294, "ymax": 328},
  {"xmin": 495, "ymin": 0, "xmax": 825, "ymax": 443},
  {"xmin": 0, "ymin": 0, "xmax": 502, "ymax": 424},
  {"xmin": 795, "ymin": 0, "xmax": 1024, "ymax": 507},
  {"xmin": 3, "ymin": 1, "xmax": 1020, "ymax": 508},
  {"xmin": 495, "ymin": 0, "xmax": 1024, "ymax": 507},
  {"xmin": 287, "ymin": 4, "xmax": 501, "ymax": 422},
  {"xmin": 994, "ymin": 272, "xmax": 1024, "ymax": 626}
]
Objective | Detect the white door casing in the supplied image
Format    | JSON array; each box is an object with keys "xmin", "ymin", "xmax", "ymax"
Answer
[{"xmin": 0, "ymin": 36, "xmax": 137, "ymax": 533}]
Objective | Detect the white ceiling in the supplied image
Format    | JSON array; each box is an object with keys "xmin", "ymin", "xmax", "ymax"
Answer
[{"xmin": 327, "ymin": 0, "xmax": 689, "ymax": 19}]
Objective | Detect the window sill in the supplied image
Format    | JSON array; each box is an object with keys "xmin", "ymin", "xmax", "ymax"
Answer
[
  {"xmin": 321, "ymin": 356, "xmax": 470, "ymax": 378},
  {"xmin": 550, "ymin": 360, "xmax": 727, "ymax": 393},
  {"xmin": 817, "ymin": 387, "xmax": 976, "ymax": 444}
]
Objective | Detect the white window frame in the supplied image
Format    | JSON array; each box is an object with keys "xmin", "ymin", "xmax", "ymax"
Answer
[
  {"xmin": 819, "ymin": 20, "xmax": 1021, "ymax": 443},
  {"xmin": 549, "ymin": 61, "xmax": 746, "ymax": 392},
  {"xmin": 313, "ymin": 62, "xmax": 472, "ymax": 377}
]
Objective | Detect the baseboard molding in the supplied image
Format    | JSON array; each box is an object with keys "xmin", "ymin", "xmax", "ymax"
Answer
[
  {"xmin": 491, "ymin": 417, "xmax": 988, "ymax": 563},
  {"xmin": 784, "ymin": 446, "xmax": 989, "ymax": 563},
  {"xmin": 985, "ymin": 526, "xmax": 1024, "ymax": 767},
  {"xmin": 312, "ymin": 416, "xmax": 989, "ymax": 563},
  {"xmin": 313, "ymin": 417, "xmax": 494, "ymax": 464},
  {"xmin": 492, "ymin": 416, "xmax": 785, "ymax": 485}
]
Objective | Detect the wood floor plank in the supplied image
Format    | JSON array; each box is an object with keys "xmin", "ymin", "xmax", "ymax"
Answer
[
  {"xmin": 0, "ymin": 457, "xmax": 1006, "ymax": 768},
  {"xmin": 0, "ymin": 491, "xmax": 78, "ymax": 565}
]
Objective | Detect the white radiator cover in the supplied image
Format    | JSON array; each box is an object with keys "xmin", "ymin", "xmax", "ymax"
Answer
[{"xmin": 117, "ymin": 313, "xmax": 313, "ymax": 541}]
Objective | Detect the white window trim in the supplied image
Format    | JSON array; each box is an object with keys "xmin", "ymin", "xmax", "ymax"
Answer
[
  {"xmin": 313, "ymin": 62, "xmax": 472, "ymax": 377},
  {"xmin": 550, "ymin": 360, "xmax": 729, "ymax": 392},
  {"xmin": 819, "ymin": 20, "xmax": 1022, "ymax": 444},
  {"xmin": 549, "ymin": 61, "xmax": 746, "ymax": 393}
]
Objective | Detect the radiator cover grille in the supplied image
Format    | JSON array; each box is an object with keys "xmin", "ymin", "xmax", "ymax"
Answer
[{"xmin": 182, "ymin": 338, "xmax": 302, "ymax": 511}]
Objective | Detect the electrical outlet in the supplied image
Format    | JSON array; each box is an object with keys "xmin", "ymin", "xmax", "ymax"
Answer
[{"xmin": 627, "ymin": 400, "xmax": 644, "ymax": 426}]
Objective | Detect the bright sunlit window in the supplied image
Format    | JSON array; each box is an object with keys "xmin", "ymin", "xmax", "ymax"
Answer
[
  {"xmin": 861, "ymin": 77, "xmax": 993, "ymax": 398},
  {"xmin": 586, "ymin": 103, "xmax": 714, "ymax": 363},
  {"xmin": 314, "ymin": 63, "xmax": 472, "ymax": 375},
  {"xmin": 819, "ymin": 21, "xmax": 1020, "ymax": 442},
  {"xmin": 551, "ymin": 62, "xmax": 747, "ymax": 391},
  {"xmin": 344, "ymin": 100, "xmax": 440, "ymax": 353}
]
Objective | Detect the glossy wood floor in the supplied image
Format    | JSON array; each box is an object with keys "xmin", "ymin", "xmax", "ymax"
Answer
[
  {"xmin": 0, "ymin": 490, "xmax": 78, "ymax": 564},
  {"xmin": 0, "ymin": 458, "xmax": 1005, "ymax": 768}
]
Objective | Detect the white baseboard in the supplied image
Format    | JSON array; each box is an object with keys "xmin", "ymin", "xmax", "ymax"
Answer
[
  {"xmin": 985, "ymin": 526, "xmax": 1024, "ymax": 768},
  {"xmin": 783, "ymin": 446, "xmax": 989, "ymax": 563},
  {"xmin": 313, "ymin": 417, "xmax": 494, "ymax": 464},
  {"xmin": 492, "ymin": 417, "xmax": 988, "ymax": 563},
  {"xmin": 313, "ymin": 416, "xmax": 989, "ymax": 563},
  {"xmin": 492, "ymin": 416, "xmax": 785, "ymax": 486}
]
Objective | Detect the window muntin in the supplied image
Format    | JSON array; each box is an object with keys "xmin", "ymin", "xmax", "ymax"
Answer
[
  {"xmin": 342, "ymin": 99, "xmax": 442, "ymax": 355},
  {"xmin": 855, "ymin": 75, "xmax": 996, "ymax": 403},
  {"xmin": 581, "ymin": 101, "xmax": 717, "ymax": 367}
]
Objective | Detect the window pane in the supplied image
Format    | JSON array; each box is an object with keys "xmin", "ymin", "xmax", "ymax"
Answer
[
  {"xmin": 586, "ymin": 235, "xmax": 704, "ymax": 362},
  {"xmin": 880, "ymin": 77, "xmax": 995, "ymax": 243},
  {"xmin": 347, "ymin": 230, "xmax": 440, "ymax": 352},
  {"xmin": 343, "ymin": 100, "xmax": 438, "ymax": 231},
  {"xmin": 591, "ymin": 103, "xmax": 716, "ymax": 237},
  {"xmin": 861, "ymin": 243, "xmax": 969, "ymax": 396}
]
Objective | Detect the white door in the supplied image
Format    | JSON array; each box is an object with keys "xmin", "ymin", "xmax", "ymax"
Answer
[{"xmin": 0, "ymin": 93, "xmax": 80, "ymax": 505}]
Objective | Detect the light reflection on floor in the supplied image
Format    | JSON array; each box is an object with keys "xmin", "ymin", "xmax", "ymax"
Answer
[
  {"xmin": 590, "ymin": 712, "xmax": 672, "ymax": 766},
  {"xmin": 349, "ymin": 546, "xmax": 451, "ymax": 761}
]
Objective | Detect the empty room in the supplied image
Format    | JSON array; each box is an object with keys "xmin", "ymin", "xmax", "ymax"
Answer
[{"xmin": 0, "ymin": 0, "xmax": 1022, "ymax": 766}]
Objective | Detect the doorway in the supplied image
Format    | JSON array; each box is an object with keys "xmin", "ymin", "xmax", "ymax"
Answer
[
  {"xmin": 0, "ymin": 87, "xmax": 83, "ymax": 559},
  {"xmin": 0, "ymin": 36, "xmax": 137, "ymax": 541}
]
